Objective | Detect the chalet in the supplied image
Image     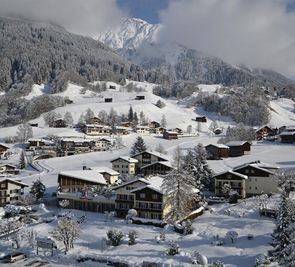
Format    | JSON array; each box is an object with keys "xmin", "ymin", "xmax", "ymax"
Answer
[
  {"xmin": 226, "ymin": 141, "xmax": 251, "ymax": 157},
  {"xmin": 121, "ymin": 122, "xmax": 134, "ymax": 128},
  {"xmin": 233, "ymin": 162, "xmax": 280, "ymax": 196},
  {"xmin": 93, "ymin": 138, "xmax": 111, "ymax": 151},
  {"xmin": 115, "ymin": 126, "xmax": 132, "ymax": 135},
  {"xmin": 59, "ymin": 138, "xmax": 94, "ymax": 156},
  {"xmin": 279, "ymin": 125, "xmax": 295, "ymax": 134},
  {"xmin": 255, "ymin": 126, "xmax": 276, "ymax": 140},
  {"xmin": 104, "ymin": 98, "xmax": 113, "ymax": 103},
  {"xmin": 0, "ymin": 179, "xmax": 28, "ymax": 206},
  {"xmin": 109, "ymin": 85, "xmax": 116, "ymax": 89},
  {"xmin": 140, "ymin": 161, "xmax": 174, "ymax": 176},
  {"xmin": 280, "ymin": 131, "xmax": 295, "ymax": 143},
  {"xmin": 171, "ymin": 128, "xmax": 183, "ymax": 134},
  {"xmin": 195, "ymin": 116, "xmax": 207, "ymax": 123},
  {"xmin": 113, "ymin": 178, "xmax": 149, "ymax": 218},
  {"xmin": 131, "ymin": 178, "xmax": 164, "ymax": 220},
  {"xmin": 89, "ymin": 167, "xmax": 119, "ymax": 185},
  {"xmin": 136, "ymin": 126, "xmax": 150, "ymax": 135},
  {"xmin": 87, "ymin": 117, "xmax": 103, "ymax": 125},
  {"xmin": 205, "ymin": 144, "xmax": 230, "ymax": 160},
  {"xmin": 0, "ymin": 164, "xmax": 20, "ymax": 176},
  {"xmin": 57, "ymin": 170, "xmax": 114, "ymax": 213},
  {"xmin": 52, "ymin": 119, "xmax": 67, "ymax": 128},
  {"xmin": 83, "ymin": 124, "xmax": 111, "ymax": 136},
  {"xmin": 214, "ymin": 170, "xmax": 248, "ymax": 198},
  {"xmin": 135, "ymin": 95, "xmax": 145, "ymax": 100},
  {"xmin": 149, "ymin": 121, "xmax": 161, "ymax": 129},
  {"xmin": 0, "ymin": 144, "xmax": 9, "ymax": 159},
  {"xmin": 156, "ymin": 127, "xmax": 166, "ymax": 134},
  {"xmin": 132, "ymin": 150, "xmax": 170, "ymax": 169},
  {"xmin": 163, "ymin": 131, "xmax": 178, "ymax": 140},
  {"xmin": 111, "ymin": 156, "xmax": 138, "ymax": 176},
  {"xmin": 27, "ymin": 139, "xmax": 55, "ymax": 151}
]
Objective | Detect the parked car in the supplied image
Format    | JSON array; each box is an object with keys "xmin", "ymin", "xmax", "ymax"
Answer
[{"xmin": 1, "ymin": 252, "xmax": 27, "ymax": 263}]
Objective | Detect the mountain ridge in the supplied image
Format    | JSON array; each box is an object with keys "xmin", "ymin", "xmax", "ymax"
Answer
[{"xmin": 98, "ymin": 17, "xmax": 293, "ymax": 87}]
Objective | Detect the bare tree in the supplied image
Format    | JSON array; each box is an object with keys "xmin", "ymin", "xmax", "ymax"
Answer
[
  {"xmin": 17, "ymin": 124, "xmax": 33, "ymax": 142},
  {"xmin": 51, "ymin": 217, "xmax": 81, "ymax": 254}
]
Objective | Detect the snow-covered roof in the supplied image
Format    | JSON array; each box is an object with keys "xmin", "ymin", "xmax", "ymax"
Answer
[
  {"xmin": 89, "ymin": 167, "xmax": 119, "ymax": 176},
  {"xmin": 112, "ymin": 178, "xmax": 149, "ymax": 190},
  {"xmin": 61, "ymin": 138, "xmax": 94, "ymax": 143},
  {"xmin": 255, "ymin": 125, "xmax": 274, "ymax": 132},
  {"xmin": 233, "ymin": 162, "xmax": 277, "ymax": 175},
  {"xmin": 214, "ymin": 170, "xmax": 248, "ymax": 180},
  {"xmin": 141, "ymin": 161, "xmax": 174, "ymax": 170},
  {"xmin": 0, "ymin": 164, "xmax": 17, "ymax": 169},
  {"xmin": 0, "ymin": 143, "xmax": 10, "ymax": 149},
  {"xmin": 226, "ymin": 141, "xmax": 251, "ymax": 146},
  {"xmin": 165, "ymin": 131, "xmax": 178, "ymax": 134},
  {"xmin": 280, "ymin": 131, "xmax": 295, "ymax": 136},
  {"xmin": 111, "ymin": 156, "xmax": 138, "ymax": 163},
  {"xmin": 133, "ymin": 150, "xmax": 170, "ymax": 161},
  {"xmin": 130, "ymin": 176, "xmax": 164, "ymax": 194},
  {"xmin": 59, "ymin": 170, "xmax": 107, "ymax": 185},
  {"xmin": 28, "ymin": 138, "xmax": 55, "ymax": 145},
  {"xmin": 136, "ymin": 125, "xmax": 150, "ymax": 129},
  {"xmin": 206, "ymin": 144, "xmax": 229, "ymax": 149},
  {"xmin": 0, "ymin": 178, "xmax": 28, "ymax": 187},
  {"xmin": 115, "ymin": 126, "xmax": 132, "ymax": 131},
  {"xmin": 85, "ymin": 124, "xmax": 111, "ymax": 129}
]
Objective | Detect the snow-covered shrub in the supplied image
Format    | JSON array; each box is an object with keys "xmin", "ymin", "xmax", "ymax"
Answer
[
  {"xmin": 126, "ymin": 209, "xmax": 137, "ymax": 221},
  {"xmin": 128, "ymin": 230, "xmax": 138, "ymax": 245},
  {"xmin": 226, "ymin": 231, "xmax": 238, "ymax": 243},
  {"xmin": 107, "ymin": 230, "xmax": 124, "ymax": 246},
  {"xmin": 255, "ymin": 254, "xmax": 271, "ymax": 266},
  {"xmin": 183, "ymin": 220, "xmax": 194, "ymax": 235},
  {"xmin": 209, "ymin": 260, "xmax": 224, "ymax": 267},
  {"xmin": 166, "ymin": 241, "xmax": 179, "ymax": 256},
  {"xmin": 191, "ymin": 251, "xmax": 208, "ymax": 266},
  {"xmin": 155, "ymin": 99, "xmax": 166, "ymax": 109}
]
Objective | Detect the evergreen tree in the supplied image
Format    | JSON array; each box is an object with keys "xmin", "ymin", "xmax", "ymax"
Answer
[
  {"xmin": 271, "ymin": 189, "xmax": 292, "ymax": 261},
  {"xmin": 84, "ymin": 108, "xmax": 94, "ymax": 124},
  {"xmin": 77, "ymin": 113, "xmax": 85, "ymax": 127},
  {"xmin": 19, "ymin": 150, "xmax": 26, "ymax": 169},
  {"xmin": 128, "ymin": 106, "xmax": 133, "ymax": 122},
  {"xmin": 30, "ymin": 179, "xmax": 46, "ymax": 200},
  {"xmin": 133, "ymin": 112, "xmax": 138, "ymax": 125},
  {"xmin": 162, "ymin": 168, "xmax": 196, "ymax": 222},
  {"xmin": 161, "ymin": 114, "xmax": 167, "ymax": 128},
  {"xmin": 63, "ymin": 111, "xmax": 74, "ymax": 127},
  {"xmin": 130, "ymin": 136, "xmax": 147, "ymax": 156},
  {"xmin": 192, "ymin": 144, "xmax": 214, "ymax": 191}
]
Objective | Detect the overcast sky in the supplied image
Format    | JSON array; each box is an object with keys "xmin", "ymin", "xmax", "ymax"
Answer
[{"xmin": 0, "ymin": 0, "xmax": 294, "ymax": 78}]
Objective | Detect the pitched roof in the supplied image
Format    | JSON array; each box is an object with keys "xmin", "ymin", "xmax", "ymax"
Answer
[
  {"xmin": 112, "ymin": 178, "xmax": 149, "ymax": 190},
  {"xmin": 226, "ymin": 141, "xmax": 251, "ymax": 146},
  {"xmin": 140, "ymin": 161, "xmax": 174, "ymax": 170},
  {"xmin": 59, "ymin": 170, "xmax": 107, "ymax": 185},
  {"xmin": 280, "ymin": 131, "xmax": 295, "ymax": 136},
  {"xmin": 0, "ymin": 164, "xmax": 17, "ymax": 169},
  {"xmin": 233, "ymin": 162, "xmax": 276, "ymax": 175},
  {"xmin": 213, "ymin": 170, "xmax": 248, "ymax": 180},
  {"xmin": 0, "ymin": 143, "xmax": 10, "ymax": 149},
  {"xmin": 0, "ymin": 178, "xmax": 28, "ymax": 187},
  {"xmin": 132, "ymin": 150, "xmax": 170, "ymax": 161},
  {"xmin": 89, "ymin": 167, "xmax": 119, "ymax": 176},
  {"xmin": 205, "ymin": 144, "xmax": 229, "ymax": 149},
  {"xmin": 130, "ymin": 176, "xmax": 164, "ymax": 194},
  {"xmin": 110, "ymin": 156, "xmax": 138, "ymax": 163}
]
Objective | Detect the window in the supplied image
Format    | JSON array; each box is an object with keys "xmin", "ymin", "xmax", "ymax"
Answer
[
  {"xmin": 245, "ymin": 169, "xmax": 249, "ymax": 174},
  {"xmin": 0, "ymin": 183, "xmax": 5, "ymax": 189},
  {"xmin": 249, "ymin": 186, "xmax": 252, "ymax": 190},
  {"xmin": 152, "ymin": 194, "xmax": 158, "ymax": 200},
  {"xmin": 251, "ymin": 170, "xmax": 255, "ymax": 174},
  {"xmin": 140, "ymin": 193, "xmax": 146, "ymax": 198},
  {"xmin": 255, "ymin": 187, "xmax": 258, "ymax": 190}
]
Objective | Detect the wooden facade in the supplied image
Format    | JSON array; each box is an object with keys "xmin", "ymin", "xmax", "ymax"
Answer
[
  {"xmin": 205, "ymin": 144, "xmax": 230, "ymax": 160},
  {"xmin": 163, "ymin": 131, "xmax": 178, "ymax": 140},
  {"xmin": 280, "ymin": 132, "xmax": 295, "ymax": 143},
  {"xmin": 256, "ymin": 126, "xmax": 276, "ymax": 140},
  {"xmin": 0, "ymin": 164, "xmax": 20, "ymax": 176},
  {"xmin": 226, "ymin": 141, "xmax": 251, "ymax": 157},
  {"xmin": 141, "ymin": 162, "xmax": 173, "ymax": 176},
  {"xmin": 196, "ymin": 116, "xmax": 207, "ymax": 123},
  {"xmin": 132, "ymin": 187, "xmax": 163, "ymax": 220},
  {"xmin": 0, "ymin": 144, "xmax": 9, "ymax": 159}
]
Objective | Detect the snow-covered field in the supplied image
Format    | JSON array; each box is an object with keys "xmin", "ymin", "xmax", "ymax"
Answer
[
  {"xmin": 0, "ymin": 196, "xmax": 279, "ymax": 267},
  {"xmin": 0, "ymin": 80, "xmax": 294, "ymax": 266}
]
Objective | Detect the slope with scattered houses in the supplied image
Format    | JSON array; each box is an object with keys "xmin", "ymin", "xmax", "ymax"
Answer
[{"xmin": 0, "ymin": 80, "xmax": 295, "ymax": 266}]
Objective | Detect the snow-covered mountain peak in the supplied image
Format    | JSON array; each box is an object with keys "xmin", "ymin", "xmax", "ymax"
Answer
[{"xmin": 97, "ymin": 17, "xmax": 161, "ymax": 51}]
